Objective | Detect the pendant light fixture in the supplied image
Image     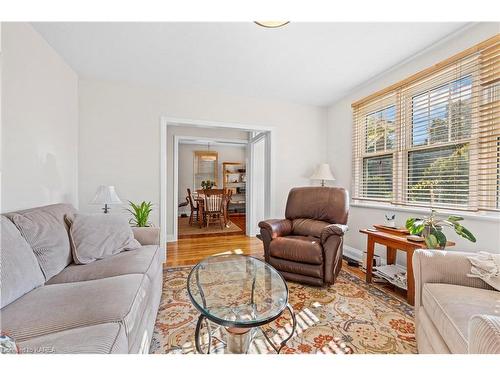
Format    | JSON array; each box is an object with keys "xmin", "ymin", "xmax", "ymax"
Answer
[
  {"xmin": 254, "ymin": 21, "xmax": 290, "ymax": 28},
  {"xmin": 201, "ymin": 142, "xmax": 217, "ymax": 161}
]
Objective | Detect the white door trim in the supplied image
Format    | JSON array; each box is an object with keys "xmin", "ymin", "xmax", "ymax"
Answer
[
  {"xmin": 246, "ymin": 131, "xmax": 272, "ymax": 236},
  {"xmin": 160, "ymin": 117, "xmax": 275, "ymax": 246}
]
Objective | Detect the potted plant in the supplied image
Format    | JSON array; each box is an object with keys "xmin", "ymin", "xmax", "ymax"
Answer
[
  {"xmin": 126, "ymin": 201, "xmax": 160, "ymax": 246},
  {"xmin": 201, "ymin": 180, "xmax": 215, "ymax": 190},
  {"xmin": 405, "ymin": 209, "xmax": 476, "ymax": 249}
]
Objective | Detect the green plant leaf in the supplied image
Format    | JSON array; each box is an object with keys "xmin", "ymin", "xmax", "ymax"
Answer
[
  {"xmin": 127, "ymin": 200, "xmax": 153, "ymax": 227},
  {"xmin": 406, "ymin": 217, "xmax": 425, "ymax": 235},
  {"xmin": 405, "ymin": 218, "xmax": 415, "ymax": 229},
  {"xmin": 447, "ymin": 215, "xmax": 464, "ymax": 222},
  {"xmin": 425, "ymin": 234, "xmax": 439, "ymax": 249},
  {"xmin": 454, "ymin": 224, "xmax": 476, "ymax": 243},
  {"xmin": 432, "ymin": 229, "xmax": 447, "ymax": 247}
]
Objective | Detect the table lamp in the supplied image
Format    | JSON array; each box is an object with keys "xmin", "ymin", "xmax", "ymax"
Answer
[
  {"xmin": 91, "ymin": 185, "xmax": 123, "ymax": 213},
  {"xmin": 310, "ymin": 163, "xmax": 336, "ymax": 187}
]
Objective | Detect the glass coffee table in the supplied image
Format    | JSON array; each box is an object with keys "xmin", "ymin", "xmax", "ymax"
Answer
[{"xmin": 187, "ymin": 254, "xmax": 296, "ymax": 354}]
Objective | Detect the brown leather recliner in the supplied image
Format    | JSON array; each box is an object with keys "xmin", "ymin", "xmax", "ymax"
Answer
[{"xmin": 258, "ymin": 187, "xmax": 349, "ymax": 286}]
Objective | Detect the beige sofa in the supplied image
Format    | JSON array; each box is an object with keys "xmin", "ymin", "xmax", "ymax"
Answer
[
  {"xmin": 0, "ymin": 204, "xmax": 163, "ymax": 354},
  {"xmin": 413, "ymin": 249, "xmax": 500, "ymax": 354}
]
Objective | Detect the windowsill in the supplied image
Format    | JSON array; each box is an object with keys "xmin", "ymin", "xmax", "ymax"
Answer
[{"xmin": 351, "ymin": 201, "xmax": 500, "ymax": 222}]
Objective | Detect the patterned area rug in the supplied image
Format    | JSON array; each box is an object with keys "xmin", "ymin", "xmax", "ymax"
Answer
[{"xmin": 149, "ymin": 266, "xmax": 417, "ymax": 354}]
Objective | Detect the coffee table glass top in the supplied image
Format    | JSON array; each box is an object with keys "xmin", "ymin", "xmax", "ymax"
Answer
[{"xmin": 187, "ymin": 254, "xmax": 288, "ymax": 327}]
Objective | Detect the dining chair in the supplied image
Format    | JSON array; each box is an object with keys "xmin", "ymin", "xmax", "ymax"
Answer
[
  {"xmin": 202, "ymin": 190, "xmax": 225, "ymax": 229},
  {"xmin": 223, "ymin": 189, "xmax": 233, "ymax": 227},
  {"xmin": 186, "ymin": 188, "xmax": 202, "ymax": 228}
]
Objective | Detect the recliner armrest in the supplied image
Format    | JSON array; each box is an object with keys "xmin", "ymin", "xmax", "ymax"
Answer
[
  {"xmin": 320, "ymin": 224, "xmax": 348, "ymax": 243},
  {"xmin": 468, "ymin": 315, "xmax": 500, "ymax": 354},
  {"xmin": 258, "ymin": 219, "xmax": 292, "ymax": 238}
]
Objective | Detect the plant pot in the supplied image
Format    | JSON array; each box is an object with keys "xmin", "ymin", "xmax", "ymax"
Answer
[{"xmin": 132, "ymin": 226, "xmax": 160, "ymax": 246}]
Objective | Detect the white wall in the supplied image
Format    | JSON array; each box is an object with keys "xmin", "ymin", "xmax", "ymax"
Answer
[
  {"xmin": 1, "ymin": 23, "xmax": 78, "ymax": 213},
  {"xmin": 327, "ymin": 23, "xmax": 500, "ymax": 261},
  {"xmin": 78, "ymin": 79, "xmax": 327, "ymax": 238},
  {"xmin": 177, "ymin": 141, "xmax": 246, "ymax": 213}
]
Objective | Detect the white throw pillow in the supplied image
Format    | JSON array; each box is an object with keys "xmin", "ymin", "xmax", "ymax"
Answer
[
  {"xmin": 66, "ymin": 214, "xmax": 141, "ymax": 264},
  {"xmin": 467, "ymin": 251, "xmax": 500, "ymax": 291}
]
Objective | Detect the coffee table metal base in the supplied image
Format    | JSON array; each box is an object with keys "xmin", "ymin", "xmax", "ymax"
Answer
[{"xmin": 194, "ymin": 303, "xmax": 296, "ymax": 354}]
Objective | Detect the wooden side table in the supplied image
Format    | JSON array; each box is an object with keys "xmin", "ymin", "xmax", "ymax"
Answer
[{"xmin": 359, "ymin": 228, "xmax": 455, "ymax": 306}]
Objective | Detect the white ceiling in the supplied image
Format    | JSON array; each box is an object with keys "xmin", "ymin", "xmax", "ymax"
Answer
[{"xmin": 32, "ymin": 22, "xmax": 469, "ymax": 106}]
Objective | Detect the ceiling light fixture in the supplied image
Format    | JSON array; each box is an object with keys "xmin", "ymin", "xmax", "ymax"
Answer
[{"xmin": 254, "ymin": 21, "xmax": 290, "ymax": 29}]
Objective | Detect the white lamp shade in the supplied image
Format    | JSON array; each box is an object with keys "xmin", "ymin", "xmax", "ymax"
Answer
[
  {"xmin": 310, "ymin": 164, "xmax": 336, "ymax": 181},
  {"xmin": 90, "ymin": 185, "xmax": 123, "ymax": 205}
]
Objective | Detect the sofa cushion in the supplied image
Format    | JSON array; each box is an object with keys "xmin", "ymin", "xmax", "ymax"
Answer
[
  {"xmin": 270, "ymin": 235, "xmax": 323, "ymax": 265},
  {"xmin": 0, "ymin": 274, "xmax": 149, "ymax": 349},
  {"xmin": 46, "ymin": 245, "xmax": 160, "ymax": 285},
  {"xmin": 422, "ymin": 283, "xmax": 500, "ymax": 353},
  {"xmin": 291, "ymin": 218, "xmax": 329, "ymax": 238},
  {"xmin": 17, "ymin": 323, "xmax": 127, "ymax": 354},
  {"xmin": 0, "ymin": 216, "xmax": 45, "ymax": 308},
  {"xmin": 6, "ymin": 204, "xmax": 76, "ymax": 280},
  {"xmin": 67, "ymin": 213, "xmax": 141, "ymax": 265}
]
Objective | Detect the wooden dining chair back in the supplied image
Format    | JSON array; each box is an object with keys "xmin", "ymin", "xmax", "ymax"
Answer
[
  {"xmin": 186, "ymin": 188, "xmax": 201, "ymax": 227},
  {"xmin": 203, "ymin": 190, "xmax": 225, "ymax": 229}
]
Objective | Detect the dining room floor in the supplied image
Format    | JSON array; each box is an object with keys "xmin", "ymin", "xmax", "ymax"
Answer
[{"xmin": 177, "ymin": 213, "xmax": 246, "ymax": 239}]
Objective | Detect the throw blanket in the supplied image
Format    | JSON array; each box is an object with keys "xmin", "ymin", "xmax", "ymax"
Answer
[{"xmin": 467, "ymin": 252, "xmax": 500, "ymax": 291}]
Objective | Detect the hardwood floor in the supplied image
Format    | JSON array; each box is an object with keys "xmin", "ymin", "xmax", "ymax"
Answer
[
  {"xmin": 165, "ymin": 234, "xmax": 262, "ymax": 267},
  {"xmin": 165, "ymin": 235, "xmax": 407, "ymax": 302}
]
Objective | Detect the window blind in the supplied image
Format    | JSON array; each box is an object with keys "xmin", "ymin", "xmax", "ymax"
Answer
[{"xmin": 352, "ymin": 35, "xmax": 500, "ymax": 212}]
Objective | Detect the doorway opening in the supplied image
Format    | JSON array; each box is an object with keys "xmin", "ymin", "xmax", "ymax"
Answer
[
  {"xmin": 160, "ymin": 118, "xmax": 274, "ymax": 261},
  {"xmin": 177, "ymin": 137, "xmax": 248, "ymax": 239}
]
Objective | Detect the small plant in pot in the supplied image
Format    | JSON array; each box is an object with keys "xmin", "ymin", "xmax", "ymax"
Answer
[
  {"xmin": 127, "ymin": 201, "xmax": 159, "ymax": 245},
  {"xmin": 127, "ymin": 201, "xmax": 153, "ymax": 227},
  {"xmin": 201, "ymin": 180, "xmax": 215, "ymax": 190},
  {"xmin": 405, "ymin": 209, "xmax": 476, "ymax": 249}
]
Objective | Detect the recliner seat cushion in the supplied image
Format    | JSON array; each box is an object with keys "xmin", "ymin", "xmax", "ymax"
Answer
[
  {"xmin": 269, "ymin": 235, "xmax": 323, "ymax": 265},
  {"xmin": 47, "ymin": 245, "xmax": 160, "ymax": 284},
  {"xmin": 0, "ymin": 216, "xmax": 45, "ymax": 308},
  {"xmin": 269, "ymin": 256, "xmax": 323, "ymax": 279},
  {"xmin": 422, "ymin": 283, "xmax": 499, "ymax": 353},
  {"xmin": 6, "ymin": 204, "xmax": 76, "ymax": 280},
  {"xmin": 0, "ymin": 274, "xmax": 149, "ymax": 348}
]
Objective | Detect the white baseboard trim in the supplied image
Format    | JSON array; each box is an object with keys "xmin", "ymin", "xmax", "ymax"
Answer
[
  {"xmin": 166, "ymin": 234, "xmax": 176, "ymax": 243},
  {"xmin": 343, "ymin": 245, "xmax": 364, "ymax": 262}
]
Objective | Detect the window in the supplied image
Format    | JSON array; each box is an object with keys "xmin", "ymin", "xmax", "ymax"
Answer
[
  {"xmin": 351, "ymin": 35, "xmax": 500, "ymax": 212},
  {"xmin": 362, "ymin": 155, "xmax": 393, "ymax": 199},
  {"xmin": 366, "ymin": 106, "xmax": 396, "ymax": 152}
]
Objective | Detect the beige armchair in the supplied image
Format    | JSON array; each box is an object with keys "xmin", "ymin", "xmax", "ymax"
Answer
[{"xmin": 413, "ymin": 249, "xmax": 500, "ymax": 354}]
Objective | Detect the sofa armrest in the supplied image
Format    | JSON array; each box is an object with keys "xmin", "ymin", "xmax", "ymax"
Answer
[
  {"xmin": 132, "ymin": 227, "xmax": 160, "ymax": 246},
  {"xmin": 258, "ymin": 219, "xmax": 292, "ymax": 239},
  {"xmin": 320, "ymin": 224, "xmax": 348, "ymax": 244},
  {"xmin": 413, "ymin": 250, "xmax": 493, "ymax": 307},
  {"xmin": 468, "ymin": 315, "xmax": 500, "ymax": 354}
]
